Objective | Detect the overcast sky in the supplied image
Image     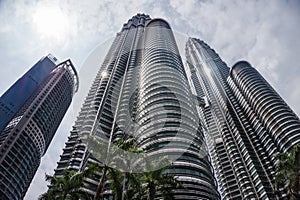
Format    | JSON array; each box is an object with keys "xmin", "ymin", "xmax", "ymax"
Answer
[{"xmin": 0, "ymin": 0, "xmax": 299, "ymax": 199}]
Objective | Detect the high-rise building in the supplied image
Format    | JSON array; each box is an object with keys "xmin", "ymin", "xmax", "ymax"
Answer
[
  {"xmin": 185, "ymin": 37, "xmax": 300, "ymax": 199},
  {"xmin": 0, "ymin": 55, "xmax": 78, "ymax": 200},
  {"xmin": 53, "ymin": 14, "xmax": 219, "ymax": 199},
  {"xmin": 229, "ymin": 61, "xmax": 300, "ymax": 151},
  {"xmin": 0, "ymin": 55, "xmax": 58, "ymax": 133}
]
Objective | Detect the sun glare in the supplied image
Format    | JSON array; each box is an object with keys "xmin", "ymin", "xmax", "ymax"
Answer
[
  {"xmin": 33, "ymin": 5, "xmax": 70, "ymax": 40},
  {"xmin": 101, "ymin": 71, "xmax": 108, "ymax": 78}
]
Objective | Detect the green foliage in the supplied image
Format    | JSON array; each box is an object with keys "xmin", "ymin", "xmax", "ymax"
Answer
[
  {"xmin": 93, "ymin": 137, "xmax": 183, "ymax": 200},
  {"xmin": 107, "ymin": 167, "xmax": 123, "ymax": 200},
  {"xmin": 275, "ymin": 144, "xmax": 300, "ymax": 199},
  {"xmin": 39, "ymin": 163, "xmax": 99, "ymax": 200},
  {"xmin": 105, "ymin": 162, "xmax": 182, "ymax": 200},
  {"xmin": 93, "ymin": 137, "xmax": 142, "ymax": 200}
]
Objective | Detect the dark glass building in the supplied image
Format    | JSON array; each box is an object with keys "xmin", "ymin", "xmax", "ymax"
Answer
[
  {"xmin": 53, "ymin": 14, "xmax": 219, "ymax": 199},
  {"xmin": 0, "ymin": 55, "xmax": 78, "ymax": 200},
  {"xmin": 0, "ymin": 55, "xmax": 57, "ymax": 133}
]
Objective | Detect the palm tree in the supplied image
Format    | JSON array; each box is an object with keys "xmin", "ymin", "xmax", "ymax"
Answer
[
  {"xmin": 275, "ymin": 144, "xmax": 300, "ymax": 199},
  {"xmin": 116, "ymin": 159, "xmax": 182, "ymax": 200},
  {"xmin": 92, "ymin": 137, "xmax": 183, "ymax": 200},
  {"xmin": 39, "ymin": 163, "xmax": 99, "ymax": 200},
  {"xmin": 139, "ymin": 165, "xmax": 182, "ymax": 200},
  {"xmin": 122, "ymin": 172, "xmax": 143, "ymax": 200},
  {"xmin": 93, "ymin": 137, "xmax": 142, "ymax": 200},
  {"xmin": 107, "ymin": 167, "xmax": 123, "ymax": 200}
]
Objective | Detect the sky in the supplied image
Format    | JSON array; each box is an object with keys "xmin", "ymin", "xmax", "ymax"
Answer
[{"xmin": 0, "ymin": 0, "xmax": 299, "ymax": 199}]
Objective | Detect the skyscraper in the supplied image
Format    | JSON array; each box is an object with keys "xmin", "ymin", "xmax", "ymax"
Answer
[
  {"xmin": 53, "ymin": 14, "xmax": 219, "ymax": 199},
  {"xmin": 0, "ymin": 55, "xmax": 78, "ymax": 200},
  {"xmin": 229, "ymin": 61, "xmax": 300, "ymax": 151},
  {"xmin": 0, "ymin": 55, "xmax": 57, "ymax": 133},
  {"xmin": 185, "ymin": 37, "xmax": 300, "ymax": 199}
]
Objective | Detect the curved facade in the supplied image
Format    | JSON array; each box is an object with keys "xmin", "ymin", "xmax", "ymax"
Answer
[
  {"xmin": 0, "ymin": 58, "xmax": 78, "ymax": 200},
  {"xmin": 54, "ymin": 14, "xmax": 153, "ymax": 198},
  {"xmin": 185, "ymin": 38, "xmax": 242, "ymax": 199},
  {"xmin": 229, "ymin": 61, "xmax": 300, "ymax": 151},
  {"xmin": 136, "ymin": 20, "xmax": 219, "ymax": 199},
  {"xmin": 185, "ymin": 38, "xmax": 276, "ymax": 199},
  {"xmin": 53, "ymin": 15, "xmax": 219, "ymax": 199}
]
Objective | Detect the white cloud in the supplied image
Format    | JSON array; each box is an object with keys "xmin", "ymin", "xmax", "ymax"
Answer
[{"xmin": 169, "ymin": 0, "xmax": 300, "ymax": 114}]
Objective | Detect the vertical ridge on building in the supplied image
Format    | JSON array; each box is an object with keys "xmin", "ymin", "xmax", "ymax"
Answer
[
  {"xmin": 185, "ymin": 38, "xmax": 278, "ymax": 199},
  {"xmin": 51, "ymin": 15, "xmax": 300, "ymax": 200},
  {"xmin": 186, "ymin": 37, "xmax": 300, "ymax": 199},
  {"xmin": 53, "ymin": 14, "xmax": 219, "ymax": 199}
]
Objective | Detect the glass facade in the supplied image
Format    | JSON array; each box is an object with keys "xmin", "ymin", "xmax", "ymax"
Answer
[
  {"xmin": 52, "ymin": 15, "xmax": 300, "ymax": 200},
  {"xmin": 185, "ymin": 38, "xmax": 277, "ymax": 199},
  {"xmin": 0, "ymin": 55, "xmax": 57, "ymax": 132},
  {"xmin": 0, "ymin": 57, "xmax": 78, "ymax": 200},
  {"xmin": 228, "ymin": 61, "xmax": 300, "ymax": 197},
  {"xmin": 185, "ymin": 37, "xmax": 300, "ymax": 199},
  {"xmin": 229, "ymin": 61, "xmax": 300, "ymax": 151},
  {"xmin": 137, "ymin": 19, "xmax": 219, "ymax": 199},
  {"xmin": 53, "ymin": 14, "xmax": 219, "ymax": 199}
]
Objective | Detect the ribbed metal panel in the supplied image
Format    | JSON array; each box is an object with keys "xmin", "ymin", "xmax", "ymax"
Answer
[
  {"xmin": 53, "ymin": 14, "xmax": 153, "ymax": 198},
  {"xmin": 186, "ymin": 38, "xmax": 276, "ymax": 199},
  {"xmin": 230, "ymin": 61, "xmax": 300, "ymax": 151},
  {"xmin": 136, "ymin": 20, "xmax": 219, "ymax": 199},
  {"xmin": 53, "ymin": 15, "xmax": 220, "ymax": 199}
]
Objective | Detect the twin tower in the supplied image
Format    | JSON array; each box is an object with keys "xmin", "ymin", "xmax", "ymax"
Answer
[{"xmin": 1, "ymin": 14, "xmax": 299, "ymax": 199}]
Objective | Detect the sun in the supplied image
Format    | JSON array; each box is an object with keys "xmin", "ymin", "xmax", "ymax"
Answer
[{"xmin": 33, "ymin": 5, "xmax": 70, "ymax": 40}]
